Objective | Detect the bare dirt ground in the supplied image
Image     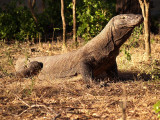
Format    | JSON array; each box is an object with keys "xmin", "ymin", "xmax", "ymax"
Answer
[{"xmin": 0, "ymin": 35, "xmax": 160, "ymax": 120}]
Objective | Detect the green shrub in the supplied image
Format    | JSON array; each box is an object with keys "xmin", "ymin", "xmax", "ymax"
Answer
[
  {"xmin": 0, "ymin": 0, "xmax": 37, "ymax": 41},
  {"xmin": 0, "ymin": 0, "xmax": 116, "ymax": 42},
  {"xmin": 129, "ymin": 23, "xmax": 144, "ymax": 48},
  {"xmin": 154, "ymin": 101, "xmax": 160, "ymax": 119},
  {"xmin": 69, "ymin": 0, "xmax": 116, "ymax": 41}
]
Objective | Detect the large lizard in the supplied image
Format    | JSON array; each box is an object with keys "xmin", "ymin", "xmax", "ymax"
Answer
[{"xmin": 15, "ymin": 14, "xmax": 143, "ymax": 85}]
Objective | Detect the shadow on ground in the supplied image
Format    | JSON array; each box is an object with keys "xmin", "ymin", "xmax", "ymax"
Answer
[{"xmin": 118, "ymin": 70, "xmax": 160, "ymax": 81}]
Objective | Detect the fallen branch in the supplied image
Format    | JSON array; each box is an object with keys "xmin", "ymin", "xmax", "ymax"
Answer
[{"xmin": 15, "ymin": 94, "xmax": 61, "ymax": 119}]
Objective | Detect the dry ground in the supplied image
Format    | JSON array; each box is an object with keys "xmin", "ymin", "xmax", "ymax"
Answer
[{"xmin": 0, "ymin": 35, "xmax": 160, "ymax": 120}]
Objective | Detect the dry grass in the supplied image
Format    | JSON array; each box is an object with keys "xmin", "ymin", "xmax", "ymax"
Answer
[{"xmin": 0, "ymin": 36, "xmax": 160, "ymax": 120}]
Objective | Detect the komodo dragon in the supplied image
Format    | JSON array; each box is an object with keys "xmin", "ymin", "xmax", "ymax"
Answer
[{"xmin": 15, "ymin": 14, "xmax": 143, "ymax": 85}]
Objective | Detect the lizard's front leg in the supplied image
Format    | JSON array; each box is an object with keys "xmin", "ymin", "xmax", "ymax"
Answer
[
  {"xmin": 106, "ymin": 60, "xmax": 118, "ymax": 80},
  {"xmin": 80, "ymin": 60, "xmax": 94, "ymax": 87}
]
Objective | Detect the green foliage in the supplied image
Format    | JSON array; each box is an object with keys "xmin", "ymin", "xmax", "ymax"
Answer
[
  {"xmin": 124, "ymin": 48, "xmax": 131, "ymax": 61},
  {"xmin": 17, "ymin": 7, "xmax": 37, "ymax": 40},
  {"xmin": 0, "ymin": 0, "xmax": 65, "ymax": 41},
  {"xmin": 153, "ymin": 101, "xmax": 160, "ymax": 119},
  {"xmin": 5, "ymin": 51, "xmax": 14, "ymax": 66},
  {"xmin": 0, "ymin": 0, "xmax": 116, "ymax": 42},
  {"xmin": 21, "ymin": 78, "xmax": 35, "ymax": 96},
  {"xmin": 70, "ymin": 0, "xmax": 116, "ymax": 41},
  {"xmin": 0, "ymin": 0, "xmax": 37, "ymax": 40},
  {"xmin": 0, "ymin": 8, "xmax": 18, "ymax": 39},
  {"xmin": 28, "ymin": 78, "xmax": 35, "ymax": 95},
  {"xmin": 129, "ymin": 23, "xmax": 143, "ymax": 48},
  {"xmin": 122, "ymin": 24, "xmax": 143, "ymax": 61}
]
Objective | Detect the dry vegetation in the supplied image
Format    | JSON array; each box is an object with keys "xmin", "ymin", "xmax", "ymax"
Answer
[{"xmin": 0, "ymin": 35, "xmax": 160, "ymax": 120}]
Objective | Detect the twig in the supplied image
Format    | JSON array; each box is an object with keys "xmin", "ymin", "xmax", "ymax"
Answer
[
  {"xmin": 18, "ymin": 108, "xmax": 30, "ymax": 116},
  {"xmin": 52, "ymin": 113, "xmax": 61, "ymax": 120},
  {"xmin": 15, "ymin": 94, "xmax": 30, "ymax": 107},
  {"xmin": 15, "ymin": 94, "xmax": 61, "ymax": 119}
]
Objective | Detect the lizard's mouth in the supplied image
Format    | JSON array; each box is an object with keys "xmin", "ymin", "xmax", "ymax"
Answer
[{"xmin": 128, "ymin": 21, "xmax": 144, "ymax": 28}]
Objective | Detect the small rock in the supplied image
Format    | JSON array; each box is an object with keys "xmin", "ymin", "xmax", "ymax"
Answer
[{"xmin": 92, "ymin": 113, "xmax": 101, "ymax": 118}]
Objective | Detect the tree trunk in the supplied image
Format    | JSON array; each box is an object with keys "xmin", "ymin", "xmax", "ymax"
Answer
[
  {"xmin": 42, "ymin": 0, "xmax": 45, "ymax": 11},
  {"xmin": 28, "ymin": 0, "xmax": 38, "ymax": 25},
  {"xmin": 73, "ymin": 0, "xmax": 77, "ymax": 47},
  {"xmin": 61, "ymin": 0, "xmax": 66, "ymax": 47},
  {"xmin": 138, "ymin": 0, "xmax": 151, "ymax": 59},
  {"xmin": 144, "ymin": 14, "xmax": 151, "ymax": 57},
  {"xmin": 32, "ymin": 0, "xmax": 36, "ymax": 8}
]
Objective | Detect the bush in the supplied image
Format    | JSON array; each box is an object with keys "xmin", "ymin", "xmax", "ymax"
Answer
[
  {"xmin": 0, "ymin": 0, "xmax": 37, "ymax": 41},
  {"xmin": 0, "ymin": 0, "xmax": 116, "ymax": 42},
  {"xmin": 153, "ymin": 101, "xmax": 160, "ymax": 119},
  {"xmin": 75, "ymin": 0, "xmax": 116, "ymax": 41}
]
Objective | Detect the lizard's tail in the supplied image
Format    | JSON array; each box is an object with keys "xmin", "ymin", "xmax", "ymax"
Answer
[{"xmin": 15, "ymin": 58, "xmax": 43, "ymax": 77}]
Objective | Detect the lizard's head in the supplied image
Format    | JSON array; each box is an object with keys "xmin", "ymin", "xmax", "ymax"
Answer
[
  {"xmin": 111, "ymin": 14, "xmax": 143, "ymax": 47},
  {"xmin": 113, "ymin": 14, "xmax": 143, "ymax": 29}
]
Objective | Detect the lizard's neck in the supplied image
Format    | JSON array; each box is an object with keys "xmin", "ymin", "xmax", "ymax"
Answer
[{"xmin": 113, "ymin": 27, "xmax": 133, "ymax": 49}]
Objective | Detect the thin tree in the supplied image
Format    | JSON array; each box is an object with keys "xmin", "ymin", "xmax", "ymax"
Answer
[
  {"xmin": 28, "ymin": 0, "xmax": 41, "ymax": 44},
  {"xmin": 138, "ymin": 0, "xmax": 151, "ymax": 59},
  {"xmin": 73, "ymin": 0, "xmax": 77, "ymax": 47},
  {"xmin": 61, "ymin": 0, "xmax": 66, "ymax": 48},
  {"xmin": 42, "ymin": 0, "xmax": 45, "ymax": 11},
  {"xmin": 28, "ymin": 0, "xmax": 38, "ymax": 25}
]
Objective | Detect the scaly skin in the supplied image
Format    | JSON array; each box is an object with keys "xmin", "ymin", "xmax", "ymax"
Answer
[{"xmin": 15, "ymin": 14, "xmax": 143, "ymax": 85}]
